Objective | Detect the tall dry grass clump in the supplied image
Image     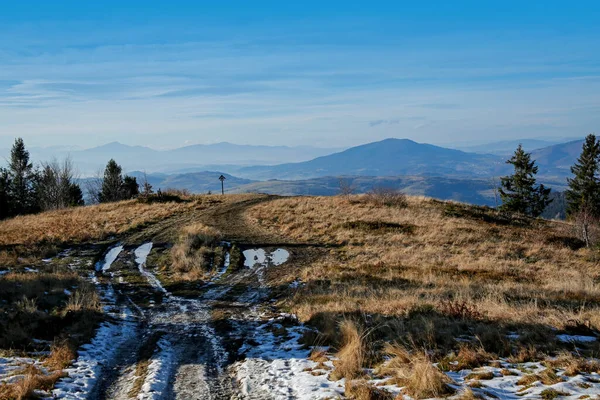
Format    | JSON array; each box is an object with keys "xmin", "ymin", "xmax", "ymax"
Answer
[
  {"xmin": 378, "ymin": 345, "xmax": 454, "ymax": 399},
  {"xmin": 170, "ymin": 223, "xmax": 224, "ymax": 280},
  {"xmin": 0, "ymin": 364, "xmax": 65, "ymax": 400},
  {"xmin": 63, "ymin": 284, "xmax": 102, "ymax": 314},
  {"xmin": 45, "ymin": 341, "xmax": 77, "ymax": 371},
  {"xmin": 330, "ymin": 319, "xmax": 368, "ymax": 381}
]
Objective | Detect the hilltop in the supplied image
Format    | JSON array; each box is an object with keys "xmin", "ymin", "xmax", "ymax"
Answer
[{"xmin": 0, "ymin": 193, "xmax": 598, "ymax": 398}]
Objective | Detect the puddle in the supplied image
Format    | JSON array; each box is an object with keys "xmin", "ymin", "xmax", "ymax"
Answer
[{"xmin": 243, "ymin": 249, "xmax": 290, "ymax": 268}]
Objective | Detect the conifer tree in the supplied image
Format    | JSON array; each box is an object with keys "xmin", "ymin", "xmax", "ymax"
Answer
[
  {"xmin": 566, "ymin": 134, "xmax": 600, "ymax": 217},
  {"xmin": 0, "ymin": 168, "xmax": 11, "ymax": 219},
  {"xmin": 8, "ymin": 138, "xmax": 37, "ymax": 214},
  {"xmin": 68, "ymin": 183, "xmax": 84, "ymax": 207},
  {"xmin": 122, "ymin": 175, "xmax": 139, "ymax": 199},
  {"xmin": 499, "ymin": 144, "xmax": 552, "ymax": 217},
  {"xmin": 99, "ymin": 159, "xmax": 124, "ymax": 203}
]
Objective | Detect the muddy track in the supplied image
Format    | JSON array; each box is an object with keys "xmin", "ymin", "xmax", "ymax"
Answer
[
  {"xmin": 50, "ymin": 195, "xmax": 331, "ymax": 400},
  {"xmin": 196, "ymin": 195, "xmax": 283, "ymax": 244},
  {"xmin": 69, "ymin": 196, "xmax": 299, "ymax": 400}
]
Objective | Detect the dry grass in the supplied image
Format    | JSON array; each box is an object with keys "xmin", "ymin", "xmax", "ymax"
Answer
[
  {"xmin": 0, "ymin": 364, "xmax": 65, "ymax": 400},
  {"xmin": 0, "ymin": 271, "xmax": 98, "ymax": 348},
  {"xmin": 247, "ymin": 196, "xmax": 600, "ymax": 352},
  {"xmin": 0, "ymin": 199, "xmax": 196, "ymax": 247},
  {"xmin": 330, "ymin": 320, "xmax": 368, "ymax": 381},
  {"xmin": 456, "ymin": 387, "xmax": 485, "ymax": 400},
  {"xmin": 44, "ymin": 341, "xmax": 77, "ymax": 371},
  {"xmin": 63, "ymin": 284, "xmax": 102, "ymax": 314},
  {"xmin": 376, "ymin": 345, "xmax": 454, "ymax": 399},
  {"xmin": 344, "ymin": 380, "xmax": 394, "ymax": 400},
  {"xmin": 544, "ymin": 352, "xmax": 600, "ymax": 376},
  {"xmin": 170, "ymin": 223, "xmax": 224, "ymax": 281}
]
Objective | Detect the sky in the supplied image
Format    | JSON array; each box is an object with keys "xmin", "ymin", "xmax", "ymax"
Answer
[{"xmin": 1, "ymin": 1, "xmax": 599, "ymax": 150}]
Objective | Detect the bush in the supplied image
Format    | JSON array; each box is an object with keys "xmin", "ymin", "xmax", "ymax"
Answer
[{"xmin": 363, "ymin": 187, "xmax": 408, "ymax": 207}]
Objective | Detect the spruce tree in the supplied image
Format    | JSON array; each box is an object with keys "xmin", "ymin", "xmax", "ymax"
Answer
[
  {"xmin": 68, "ymin": 183, "xmax": 85, "ymax": 206},
  {"xmin": 8, "ymin": 138, "xmax": 37, "ymax": 214},
  {"xmin": 499, "ymin": 144, "xmax": 552, "ymax": 217},
  {"xmin": 99, "ymin": 159, "xmax": 124, "ymax": 203},
  {"xmin": 566, "ymin": 134, "xmax": 600, "ymax": 217},
  {"xmin": 122, "ymin": 176, "xmax": 139, "ymax": 199},
  {"xmin": 0, "ymin": 168, "xmax": 12, "ymax": 219}
]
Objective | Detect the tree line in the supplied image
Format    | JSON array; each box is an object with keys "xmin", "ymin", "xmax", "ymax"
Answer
[{"xmin": 0, "ymin": 138, "xmax": 145, "ymax": 220}]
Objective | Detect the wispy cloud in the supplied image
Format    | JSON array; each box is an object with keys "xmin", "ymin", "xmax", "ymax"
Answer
[{"xmin": 0, "ymin": 19, "xmax": 599, "ymax": 148}]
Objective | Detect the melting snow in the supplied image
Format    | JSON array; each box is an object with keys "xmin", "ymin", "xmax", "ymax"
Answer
[
  {"xmin": 95, "ymin": 245, "xmax": 124, "ymax": 272},
  {"xmin": 136, "ymin": 337, "xmax": 177, "ymax": 399},
  {"xmin": 235, "ymin": 316, "xmax": 344, "ymax": 399},
  {"xmin": 135, "ymin": 243, "xmax": 167, "ymax": 295},
  {"xmin": 556, "ymin": 334, "xmax": 597, "ymax": 343},
  {"xmin": 446, "ymin": 361, "xmax": 600, "ymax": 399},
  {"xmin": 53, "ymin": 275, "xmax": 138, "ymax": 398}
]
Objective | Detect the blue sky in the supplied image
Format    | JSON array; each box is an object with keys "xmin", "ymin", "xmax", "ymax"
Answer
[{"xmin": 1, "ymin": 1, "xmax": 599, "ymax": 149}]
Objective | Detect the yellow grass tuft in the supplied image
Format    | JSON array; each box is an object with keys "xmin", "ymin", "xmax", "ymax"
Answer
[{"xmin": 330, "ymin": 320, "xmax": 367, "ymax": 381}]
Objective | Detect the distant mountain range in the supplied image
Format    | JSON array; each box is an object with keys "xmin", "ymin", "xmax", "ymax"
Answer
[
  {"xmin": 1, "ymin": 142, "xmax": 342, "ymax": 175},
  {"xmin": 3, "ymin": 137, "xmax": 586, "ymax": 195},
  {"xmin": 234, "ymin": 138, "xmax": 584, "ymax": 183}
]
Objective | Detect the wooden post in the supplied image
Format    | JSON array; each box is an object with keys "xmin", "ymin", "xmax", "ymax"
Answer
[{"xmin": 219, "ymin": 175, "xmax": 226, "ymax": 195}]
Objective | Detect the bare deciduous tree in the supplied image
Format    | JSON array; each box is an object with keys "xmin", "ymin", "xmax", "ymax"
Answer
[
  {"xmin": 38, "ymin": 156, "xmax": 83, "ymax": 210},
  {"xmin": 85, "ymin": 168, "xmax": 104, "ymax": 205},
  {"xmin": 338, "ymin": 178, "xmax": 355, "ymax": 198},
  {"xmin": 141, "ymin": 171, "xmax": 153, "ymax": 198},
  {"xmin": 572, "ymin": 205, "xmax": 599, "ymax": 248},
  {"xmin": 489, "ymin": 176, "xmax": 500, "ymax": 209}
]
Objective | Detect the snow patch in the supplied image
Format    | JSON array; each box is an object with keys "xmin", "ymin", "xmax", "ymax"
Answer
[
  {"xmin": 53, "ymin": 317, "xmax": 137, "ymax": 399},
  {"xmin": 95, "ymin": 245, "xmax": 124, "ymax": 272},
  {"xmin": 135, "ymin": 243, "xmax": 167, "ymax": 295},
  {"xmin": 136, "ymin": 337, "xmax": 177, "ymax": 399},
  {"xmin": 235, "ymin": 316, "xmax": 344, "ymax": 399},
  {"xmin": 557, "ymin": 334, "xmax": 597, "ymax": 343}
]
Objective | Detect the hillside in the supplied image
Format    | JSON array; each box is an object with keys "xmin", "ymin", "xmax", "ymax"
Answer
[
  {"xmin": 0, "ymin": 194, "xmax": 598, "ymax": 398},
  {"xmin": 532, "ymin": 139, "xmax": 585, "ymax": 176},
  {"xmin": 232, "ymin": 175, "xmax": 497, "ymax": 205}
]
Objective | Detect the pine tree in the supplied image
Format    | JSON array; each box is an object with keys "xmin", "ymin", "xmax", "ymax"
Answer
[
  {"xmin": 122, "ymin": 176, "xmax": 139, "ymax": 199},
  {"xmin": 566, "ymin": 134, "xmax": 600, "ymax": 217},
  {"xmin": 499, "ymin": 144, "xmax": 552, "ymax": 217},
  {"xmin": 68, "ymin": 183, "xmax": 85, "ymax": 206},
  {"xmin": 8, "ymin": 138, "xmax": 37, "ymax": 214},
  {"xmin": 99, "ymin": 159, "xmax": 124, "ymax": 203},
  {"xmin": 0, "ymin": 168, "xmax": 12, "ymax": 219}
]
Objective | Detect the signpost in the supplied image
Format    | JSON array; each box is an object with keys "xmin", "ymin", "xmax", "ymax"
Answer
[{"xmin": 219, "ymin": 175, "xmax": 226, "ymax": 195}]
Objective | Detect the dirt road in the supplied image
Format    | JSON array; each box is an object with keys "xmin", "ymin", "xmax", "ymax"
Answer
[{"xmin": 51, "ymin": 196, "xmax": 339, "ymax": 400}]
